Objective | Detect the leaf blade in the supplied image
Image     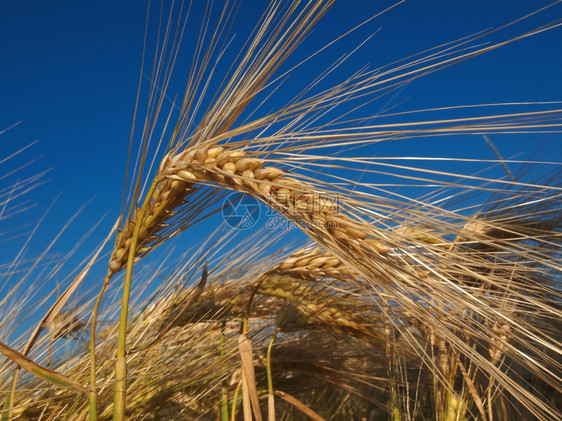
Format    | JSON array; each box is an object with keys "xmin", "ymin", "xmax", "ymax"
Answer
[{"xmin": 0, "ymin": 341, "xmax": 88, "ymax": 394}]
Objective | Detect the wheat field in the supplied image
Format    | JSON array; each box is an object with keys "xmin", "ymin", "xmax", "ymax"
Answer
[{"xmin": 1, "ymin": 1, "xmax": 561, "ymax": 420}]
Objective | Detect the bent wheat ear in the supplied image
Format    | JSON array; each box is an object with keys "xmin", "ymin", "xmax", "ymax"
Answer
[
  {"xmin": 164, "ymin": 144, "xmax": 391, "ymax": 262},
  {"xmin": 107, "ymin": 0, "xmax": 343, "ymax": 278}
]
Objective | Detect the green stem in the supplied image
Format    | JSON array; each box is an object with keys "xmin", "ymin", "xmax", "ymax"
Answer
[
  {"xmin": 383, "ymin": 302, "xmax": 400, "ymax": 421},
  {"xmin": 2, "ymin": 365, "xmax": 20, "ymax": 420},
  {"xmin": 220, "ymin": 320, "xmax": 229, "ymax": 421},
  {"xmin": 266, "ymin": 327, "xmax": 278, "ymax": 396},
  {"xmin": 241, "ymin": 281, "xmax": 263, "ymax": 335},
  {"xmin": 113, "ymin": 180, "xmax": 159, "ymax": 420},
  {"xmin": 230, "ymin": 381, "xmax": 242, "ymax": 421},
  {"xmin": 267, "ymin": 327, "xmax": 279, "ymax": 421},
  {"xmin": 487, "ymin": 383, "xmax": 493, "ymax": 421}
]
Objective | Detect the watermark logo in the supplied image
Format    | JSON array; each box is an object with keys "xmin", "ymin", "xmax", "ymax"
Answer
[
  {"xmin": 222, "ymin": 193, "xmax": 260, "ymax": 229},
  {"xmin": 222, "ymin": 191, "xmax": 341, "ymax": 231}
]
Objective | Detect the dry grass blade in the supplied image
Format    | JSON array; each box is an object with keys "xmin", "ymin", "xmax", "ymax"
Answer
[
  {"xmin": 0, "ymin": 341, "xmax": 87, "ymax": 394},
  {"xmin": 24, "ymin": 221, "xmax": 117, "ymax": 354},
  {"xmin": 275, "ymin": 391, "xmax": 326, "ymax": 421},
  {"xmin": 238, "ymin": 333, "xmax": 263, "ymax": 421}
]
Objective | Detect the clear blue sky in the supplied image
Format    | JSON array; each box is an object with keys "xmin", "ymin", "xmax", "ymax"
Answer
[{"xmin": 1, "ymin": 1, "xmax": 561, "ymax": 297}]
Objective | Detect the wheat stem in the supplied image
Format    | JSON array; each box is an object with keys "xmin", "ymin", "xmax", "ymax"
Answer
[
  {"xmin": 231, "ymin": 380, "xmax": 243, "ymax": 421},
  {"xmin": 220, "ymin": 319, "xmax": 230, "ymax": 421},
  {"xmin": 266, "ymin": 327, "xmax": 279, "ymax": 421},
  {"xmin": 114, "ymin": 178, "xmax": 159, "ymax": 420}
]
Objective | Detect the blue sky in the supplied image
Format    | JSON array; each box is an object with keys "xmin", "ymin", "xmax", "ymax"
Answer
[{"xmin": 1, "ymin": 1, "xmax": 561, "ymax": 298}]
